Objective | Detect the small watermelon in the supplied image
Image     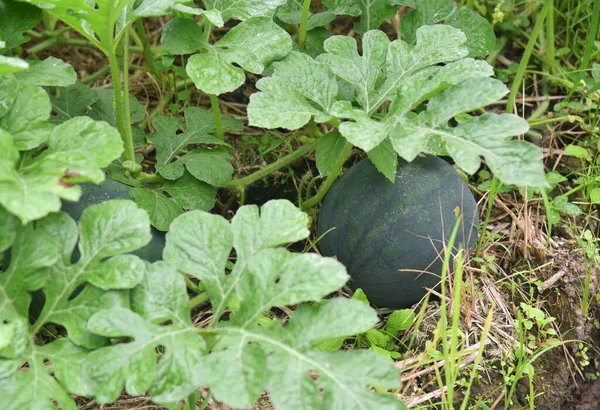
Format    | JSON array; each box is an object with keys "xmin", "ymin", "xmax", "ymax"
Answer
[{"xmin": 317, "ymin": 155, "xmax": 479, "ymax": 308}]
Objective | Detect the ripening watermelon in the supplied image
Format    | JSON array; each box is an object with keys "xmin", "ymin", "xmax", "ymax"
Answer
[{"xmin": 317, "ymin": 155, "xmax": 479, "ymax": 308}]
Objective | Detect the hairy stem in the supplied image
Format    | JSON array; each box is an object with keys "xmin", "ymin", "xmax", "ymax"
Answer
[
  {"xmin": 121, "ymin": 30, "xmax": 135, "ymax": 162},
  {"xmin": 209, "ymin": 94, "xmax": 224, "ymax": 140},
  {"xmin": 298, "ymin": 0, "xmax": 312, "ymax": 49},
  {"xmin": 107, "ymin": 50, "xmax": 134, "ymax": 162},
  {"xmin": 301, "ymin": 142, "xmax": 352, "ymax": 211},
  {"xmin": 224, "ymin": 141, "xmax": 317, "ymax": 190},
  {"xmin": 134, "ymin": 19, "xmax": 160, "ymax": 80}
]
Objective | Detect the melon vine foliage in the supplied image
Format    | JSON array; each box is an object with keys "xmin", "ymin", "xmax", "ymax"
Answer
[
  {"xmin": 248, "ymin": 23, "xmax": 546, "ymax": 187},
  {"xmin": 0, "ymin": 200, "xmax": 405, "ymax": 410},
  {"xmin": 0, "ymin": 0, "xmax": 549, "ymax": 408}
]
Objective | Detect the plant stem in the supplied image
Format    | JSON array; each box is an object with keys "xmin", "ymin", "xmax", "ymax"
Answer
[
  {"xmin": 189, "ymin": 292, "xmax": 210, "ymax": 310},
  {"xmin": 134, "ymin": 19, "xmax": 160, "ymax": 80},
  {"xmin": 506, "ymin": 1, "xmax": 552, "ymax": 114},
  {"xmin": 209, "ymin": 94, "xmax": 224, "ymax": 140},
  {"xmin": 301, "ymin": 142, "xmax": 352, "ymax": 211},
  {"xmin": 107, "ymin": 50, "xmax": 135, "ymax": 162},
  {"xmin": 135, "ymin": 172, "xmax": 164, "ymax": 183},
  {"xmin": 224, "ymin": 141, "xmax": 317, "ymax": 190},
  {"xmin": 298, "ymin": 0, "xmax": 312, "ymax": 49},
  {"xmin": 121, "ymin": 30, "xmax": 135, "ymax": 161},
  {"xmin": 187, "ymin": 393, "xmax": 196, "ymax": 410},
  {"xmin": 81, "ymin": 65, "xmax": 110, "ymax": 84},
  {"xmin": 198, "ymin": 391, "xmax": 213, "ymax": 410}
]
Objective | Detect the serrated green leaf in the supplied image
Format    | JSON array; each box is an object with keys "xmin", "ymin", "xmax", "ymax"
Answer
[
  {"xmin": 0, "ymin": 352, "xmax": 78, "ymax": 410},
  {"xmin": 316, "ymin": 131, "xmax": 347, "ymax": 176},
  {"xmin": 31, "ymin": 204, "xmax": 150, "ymax": 348},
  {"xmin": 320, "ymin": 30, "xmax": 389, "ymax": 111},
  {"xmin": 332, "ymin": 100, "xmax": 393, "ymax": 151},
  {"xmin": 0, "ymin": 115, "xmax": 123, "ymax": 223},
  {"xmin": 0, "ymin": 79, "xmax": 52, "ymax": 150},
  {"xmin": 83, "ymin": 262, "xmax": 205, "ymax": 403},
  {"xmin": 0, "ymin": 0, "xmax": 41, "ymax": 50},
  {"xmin": 374, "ymin": 24, "xmax": 468, "ymax": 111},
  {"xmin": 0, "ymin": 222, "xmax": 58, "ymax": 320},
  {"xmin": 130, "ymin": 187, "xmax": 183, "ymax": 231},
  {"xmin": 400, "ymin": 1, "xmax": 495, "ymax": 57},
  {"xmin": 160, "ymin": 17, "xmax": 204, "ymax": 55},
  {"xmin": 446, "ymin": 8, "xmax": 496, "ymax": 58},
  {"xmin": 248, "ymin": 51, "xmax": 338, "ymax": 129},
  {"xmin": 323, "ymin": 0, "xmax": 403, "ymax": 33},
  {"xmin": 367, "ymin": 139, "xmax": 397, "ymax": 182},
  {"xmin": 164, "ymin": 210, "xmax": 232, "ymax": 307},
  {"xmin": 391, "ymin": 58, "xmax": 494, "ymax": 115},
  {"xmin": 50, "ymin": 83, "xmax": 99, "ymax": 123},
  {"xmin": 389, "ymin": 77, "xmax": 507, "ymax": 161},
  {"xmin": 151, "ymin": 107, "xmax": 233, "ymax": 176},
  {"xmin": 38, "ymin": 116, "xmax": 124, "ymax": 183},
  {"xmin": 0, "ymin": 56, "xmax": 29, "ymax": 74},
  {"xmin": 187, "ymin": 17, "xmax": 292, "ymax": 95},
  {"xmin": 39, "ymin": 339, "xmax": 89, "ymax": 396},
  {"xmin": 162, "ymin": 171, "xmax": 216, "ymax": 211},
  {"xmin": 203, "ymin": 0, "xmax": 286, "ymax": 22},
  {"xmin": 195, "ymin": 298, "xmax": 405, "ymax": 410},
  {"xmin": 14, "ymin": 57, "xmax": 77, "ymax": 86},
  {"xmin": 159, "ymin": 148, "xmax": 233, "ymax": 186},
  {"xmin": 424, "ymin": 77, "xmax": 508, "ymax": 125},
  {"xmin": 194, "ymin": 341, "xmax": 267, "ymax": 408},
  {"xmin": 443, "ymin": 113, "xmax": 545, "ymax": 186},
  {"xmin": 398, "ymin": 0, "xmax": 455, "ymax": 45}
]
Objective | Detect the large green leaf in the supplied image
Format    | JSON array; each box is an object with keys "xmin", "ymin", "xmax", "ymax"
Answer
[
  {"xmin": 159, "ymin": 200, "xmax": 405, "ymax": 409},
  {"xmin": 160, "ymin": 17, "xmax": 204, "ymax": 55},
  {"xmin": 129, "ymin": 187, "xmax": 183, "ymax": 231},
  {"xmin": 389, "ymin": 78, "xmax": 547, "ymax": 186},
  {"xmin": 248, "ymin": 51, "xmax": 338, "ymax": 129},
  {"xmin": 186, "ymin": 17, "xmax": 292, "ymax": 95},
  {"xmin": 0, "ymin": 202, "xmax": 151, "ymax": 396},
  {"xmin": 150, "ymin": 107, "xmax": 233, "ymax": 175},
  {"xmin": 0, "ymin": 0, "xmax": 41, "ymax": 51},
  {"xmin": 0, "ymin": 113, "xmax": 123, "ymax": 223},
  {"xmin": 399, "ymin": 0, "xmax": 496, "ymax": 57},
  {"xmin": 14, "ymin": 57, "xmax": 77, "ymax": 87},
  {"xmin": 319, "ymin": 30, "xmax": 389, "ymax": 112},
  {"xmin": 82, "ymin": 262, "xmax": 206, "ymax": 403},
  {"xmin": 0, "ymin": 76, "xmax": 52, "ymax": 150},
  {"xmin": 203, "ymin": 0, "xmax": 287, "ymax": 22},
  {"xmin": 0, "ymin": 56, "xmax": 28, "ymax": 74},
  {"xmin": 50, "ymin": 83, "xmax": 99, "ymax": 123}
]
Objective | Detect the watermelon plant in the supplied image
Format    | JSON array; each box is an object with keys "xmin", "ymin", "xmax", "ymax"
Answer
[{"xmin": 0, "ymin": 0, "xmax": 551, "ymax": 409}]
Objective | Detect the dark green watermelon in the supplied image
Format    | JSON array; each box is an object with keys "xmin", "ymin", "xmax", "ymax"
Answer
[{"xmin": 317, "ymin": 155, "xmax": 479, "ymax": 309}]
